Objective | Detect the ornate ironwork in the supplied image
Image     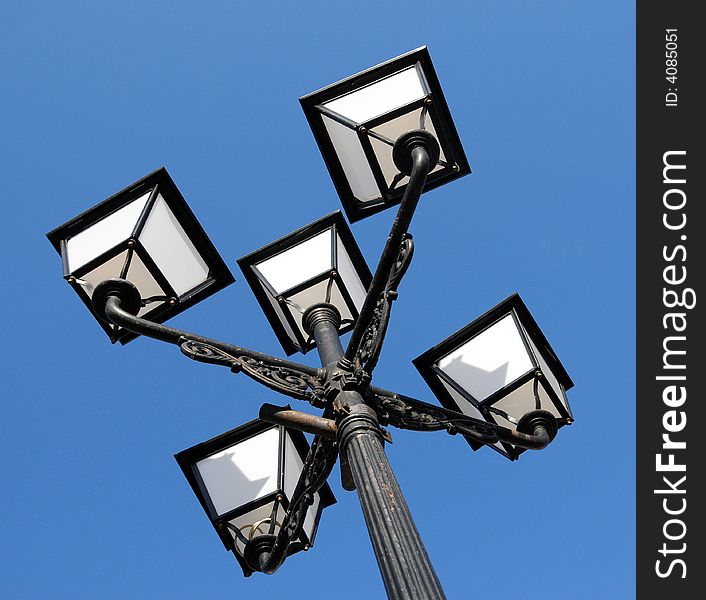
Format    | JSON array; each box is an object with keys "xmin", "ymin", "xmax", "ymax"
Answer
[
  {"xmin": 179, "ymin": 338, "xmax": 326, "ymax": 406},
  {"xmin": 353, "ymin": 235, "xmax": 414, "ymax": 376},
  {"xmin": 367, "ymin": 389, "xmax": 500, "ymax": 446},
  {"xmin": 262, "ymin": 435, "xmax": 339, "ymax": 572},
  {"xmin": 180, "ymin": 338, "xmax": 240, "ymax": 367},
  {"xmin": 387, "ymin": 234, "xmax": 414, "ymax": 294}
]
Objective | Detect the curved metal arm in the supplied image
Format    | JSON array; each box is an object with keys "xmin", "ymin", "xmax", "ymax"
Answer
[
  {"xmin": 103, "ymin": 297, "xmax": 326, "ymax": 405},
  {"xmin": 103, "ymin": 296, "xmax": 320, "ymax": 377},
  {"xmin": 367, "ymin": 387, "xmax": 554, "ymax": 451},
  {"xmin": 258, "ymin": 435, "xmax": 339, "ymax": 574},
  {"xmin": 345, "ymin": 145, "xmax": 432, "ymax": 367}
]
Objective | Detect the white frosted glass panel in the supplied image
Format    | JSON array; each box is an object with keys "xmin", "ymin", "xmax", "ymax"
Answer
[
  {"xmin": 323, "ymin": 66, "xmax": 426, "ymax": 123},
  {"xmin": 438, "ymin": 315, "xmax": 534, "ymax": 402},
  {"xmin": 439, "ymin": 378, "xmax": 483, "ymax": 420},
  {"xmin": 323, "ymin": 115, "xmax": 380, "ymax": 202},
  {"xmin": 369, "ymin": 110, "xmax": 446, "ymax": 189},
  {"xmin": 196, "ymin": 428, "xmax": 280, "ymax": 517},
  {"xmin": 78, "ymin": 250, "xmax": 165, "ymax": 317},
  {"xmin": 439, "ymin": 379, "xmax": 506, "ymax": 454},
  {"xmin": 228, "ymin": 502, "xmax": 285, "ymax": 555},
  {"xmin": 140, "ymin": 194, "xmax": 210, "ymax": 296},
  {"xmin": 283, "ymin": 434, "xmax": 304, "ymax": 500},
  {"xmin": 303, "ymin": 493, "xmax": 321, "ymax": 543},
  {"xmin": 262, "ymin": 278, "xmax": 298, "ymax": 346},
  {"xmin": 66, "ymin": 190, "xmax": 151, "ymax": 272},
  {"xmin": 490, "ymin": 380, "xmax": 562, "ymax": 432},
  {"xmin": 286, "ymin": 279, "xmax": 354, "ymax": 339},
  {"xmin": 335, "ymin": 235, "xmax": 367, "ymax": 310},
  {"xmin": 257, "ymin": 230, "xmax": 333, "ymax": 295},
  {"xmin": 519, "ymin": 322, "xmax": 568, "ymax": 412}
]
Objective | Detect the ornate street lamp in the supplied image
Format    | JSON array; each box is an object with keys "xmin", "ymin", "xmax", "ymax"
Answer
[
  {"xmin": 237, "ymin": 211, "xmax": 372, "ymax": 356},
  {"xmin": 300, "ymin": 46, "xmax": 470, "ymax": 222},
  {"xmin": 175, "ymin": 416, "xmax": 335, "ymax": 576},
  {"xmin": 413, "ymin": 293, "xmax": 574, "ymax": 460},
  {"xmin": 48, "ymin": 47, "xmax": 574, "ymax": 600},
  {"xmin": 46, "ymin": 167, "xmax": 233, "ymax": 343}
]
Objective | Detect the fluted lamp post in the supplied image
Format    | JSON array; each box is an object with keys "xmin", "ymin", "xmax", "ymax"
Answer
[{"xmin": 47, "ymin": 47, "xmax": 574, "ymax": 600}]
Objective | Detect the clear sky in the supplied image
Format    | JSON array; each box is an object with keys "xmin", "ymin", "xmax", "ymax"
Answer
[{"xmin": 1, "ymin": 2, "xmax": 635, "ymax": 598}]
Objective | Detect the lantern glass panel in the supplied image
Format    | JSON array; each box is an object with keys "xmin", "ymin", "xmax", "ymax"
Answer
[
  {"xmin": 283, "ymin": 434, "xmax": 303, "ymax": 501},
  {"xmin": 304, "ymin": 493, "xmax": 321, "ymax": 542},
  {"xmin": 139, "ymin": 193, "xmax": 210, "ymax": 296},
  {"xmin": 437, "ymin": 314, "xmax": 534, "ymax": 402},
  {"xmin": 195, "ymin": 427, "xmax": 280, "ymax": 517},
  {"xmin": 520, "ymin": 321, "xmax": 571, "ymax": 415},
  {"xmin": 78, "ymin": 251, "xmax": 166, "ymax": 317},
  {"xmin": 336, "ymin": 234, "xmax": 367, "ymax": 308},
  {"xmin": 322, "ymin": 65, "xmax": 426, "ymax": 123},
  {"xmin": 255, "ymin": 229, "xmax": 332, "ymax": 295},
  {"xmin": 261, "ymin": 278, "xmax": 299, "ymax": 343},
  {"xmin": 322, "ymin": 115, "xmax": 379, "ymax": 202},
  {"xmin": 65, "ymin": 190, "xmax": 152, "ymax": 272},
  {"xmin": 489, "ymin": 379, "xmax": 563, "ymax": 430},
  {"xmin": 438, "ymin": 378, "xmax": 507, "ymax": 454}
]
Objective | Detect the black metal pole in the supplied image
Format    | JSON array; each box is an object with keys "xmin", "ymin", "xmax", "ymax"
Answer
[{"xmin": 305, "ymin": 304, "xmax": 446, "ymax": 600}]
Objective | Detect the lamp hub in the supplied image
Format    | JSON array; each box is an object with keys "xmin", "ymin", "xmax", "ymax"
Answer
[
  {"xmin": 91, "ymin": 278, "xmax": 142, "ymax": 322},
  {"xmin": 516, "ymin": 410, "xmax": 558, "ymax": 442},
  {"xmin": 243, "ymin": 534, "xmax": 278, "ymax": 573},
  {"xmin": 392, "ymin": 129, "xmax": 441, "ymax": 175}
]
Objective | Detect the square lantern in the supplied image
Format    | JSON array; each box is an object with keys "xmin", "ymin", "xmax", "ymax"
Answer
[
  {"xmin": 46, "ymin": 167, "xmax": 234, "ymax": 343},
  {"xmin": 300, "ymin": 46, "xmax": 470, "ymax": 223},
  {"xmin": 413, "ymin": 294, "xmax": 574, "ymax": 460},
  {"xmin": 175, "ymin": 416, "xmax": 336, "ymax": 577},
  {"xmin": 237, "ymin": 211, "xmax": 372, "ymax": 356}
]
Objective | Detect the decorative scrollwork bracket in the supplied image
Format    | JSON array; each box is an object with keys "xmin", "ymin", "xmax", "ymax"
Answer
[
  {"xmin": 353, "ymin": 234, "xmax": 414, "ymax": 377},
  {"xmin": 179, "ymin": 338, "xmax": 326, "ymax": 407},
  {"xmin": 260, "ymin": 435, "xmax": 339, "ymax": 573},
  {"xmin": 366, "ymin": 389, "xmax": 500, "ymax": 447}
]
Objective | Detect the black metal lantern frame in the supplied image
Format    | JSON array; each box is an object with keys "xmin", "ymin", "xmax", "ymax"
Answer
[
  {"xmin": 175, "ymin": 417, "xmax": 336, "ymax": 577},
  {"xmin": 413, "ymin": 293, "xmax": 574, "ymax": 460},
  {"xmin": 237, "ymin": 211, "xmax": 372, "ymax": 356},
  {"xmin": 47, "ymin": 167, "xmax": 234, "ymax": 344},
  {"xmin": 300, "ymin": 46, "xmax": 471, "ymax": 222}
]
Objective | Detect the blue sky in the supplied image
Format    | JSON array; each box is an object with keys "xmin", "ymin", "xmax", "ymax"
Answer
[{"xmin": 1, "ymin": 2, "xmax": 635, "ymax": 598}]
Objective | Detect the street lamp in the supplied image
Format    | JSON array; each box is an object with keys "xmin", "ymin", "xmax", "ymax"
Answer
[
  {"xmin": 413, "ymin": 293, "xmax": 574, "ymax": 460},
  {"xmin": 175, "ymin": 415, "xmax": 335, "ymax": 576},
  {"xmin": 237, "ymin": 211, "xmax": 372, "ymax": 356},
  {"xmin": 300, "ymin": 46, "xmax": 470, "ymax": 222},
  {"xmin": 47, "ymin": 46, "xmax": 574, "ymax": 600},
  {"xmin": 46, "ymin": 167, "xmax": 234, "ymax": 343}
]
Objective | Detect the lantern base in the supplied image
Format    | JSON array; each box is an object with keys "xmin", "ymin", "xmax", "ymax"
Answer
[
  {"xmin": 91, "ymin": 278, "xmax": 142, "ymax": 322},
  {"xmin": 392, "ymin": 129, "xmax": 441, "ymax": 176},
  {"xmin": 243, "ymin": 534, "xmax": 277, "ymax": 573},
  {"xmin": 302, "ymin": 302, "xmax": 341, "ymax": 336},
  {"xmin": 516, "ymin": 410, "xmax": 558, "ymax": 442}
]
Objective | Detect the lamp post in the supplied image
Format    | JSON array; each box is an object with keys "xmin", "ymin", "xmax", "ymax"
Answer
[{"xmin": 47, "ymin": 46, "xmax": 574, "ymax": 600}]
